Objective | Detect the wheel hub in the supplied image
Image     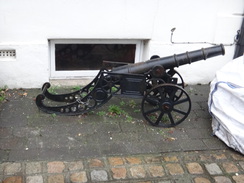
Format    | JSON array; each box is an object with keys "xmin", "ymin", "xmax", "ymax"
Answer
[{"xmin": 162, "ymin": 101, "xmax": 173, "ymax": 112}]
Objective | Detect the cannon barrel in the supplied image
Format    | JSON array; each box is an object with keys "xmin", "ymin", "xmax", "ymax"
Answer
[{"xmin": 111, "ymin": 44, "xmax": 225, "ymax": 74}]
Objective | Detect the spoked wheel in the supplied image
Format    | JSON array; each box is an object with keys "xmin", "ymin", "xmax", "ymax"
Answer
[
  {"xmin": 166, "ymin": 69, "xmax": 185, "ymax": 101},
  {"xmin": 167, "ymin": 69, "xmax": 184, "ymax": 88},
  {"xmin": 141, "ymin": 84, "xmax": 191, "ymax": 127}
]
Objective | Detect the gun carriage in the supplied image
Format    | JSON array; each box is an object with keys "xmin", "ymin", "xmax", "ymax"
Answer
[{"xmin": 36, "ymin": 45, "xmax": 225, "ymax": 127}]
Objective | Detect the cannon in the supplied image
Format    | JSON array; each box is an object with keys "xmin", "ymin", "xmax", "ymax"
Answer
[{"xmin": 36, "ymin": 44, "xmax": 225, "ymax": 127}]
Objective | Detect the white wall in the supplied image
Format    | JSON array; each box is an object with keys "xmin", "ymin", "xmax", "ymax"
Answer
[{"xmin": 0, "ymin": 0, "xmax": 243, "ymax": 88}]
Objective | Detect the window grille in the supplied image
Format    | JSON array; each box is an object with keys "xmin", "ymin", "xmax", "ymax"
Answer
[{"xmin": 0, "ymin": 50, "xmax": 16, "ymax": 58}]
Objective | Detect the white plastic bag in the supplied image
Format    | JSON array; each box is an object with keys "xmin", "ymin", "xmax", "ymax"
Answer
[{"xmin": 208, "ymin": 56, "xmax": 244, "ymax": 154}]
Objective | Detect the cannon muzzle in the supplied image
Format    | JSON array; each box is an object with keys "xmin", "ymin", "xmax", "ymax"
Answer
[{"xmin": 111, "ymin": 44, "xmax": 225, "ymax": 74}]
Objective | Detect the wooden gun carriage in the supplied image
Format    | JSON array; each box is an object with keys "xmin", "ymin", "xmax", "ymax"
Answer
[{"xmin": 36, "ymin": 44, "xmax": 225, "ymax": 127}]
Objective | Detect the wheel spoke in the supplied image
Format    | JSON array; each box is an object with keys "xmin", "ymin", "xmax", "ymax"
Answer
[
  {"xmin": 155, "ymin": 111, "xmax": 165, "ymax": 125},
  {"xmin": 169, "ymin": 87, "xmax": 178, "ymax": 100},
  {"xmin": 173, "ymin": 98, "xmax": 189, "ymax": 105},
  {"xmin": 168, "ymin": 112, "xmax": 175, "ymax": 125},
  {"xmin": 158, "ymin": 87, "xmax": 166, "ymax": 100},
  {"xmin": 172, "ymin": 108, "xmax": 187, "ymax": 115},
  {"xmin": 147, "ymin": 95, "xmax": 160, "ymax": 105},
  {"xmin": 144, "ymin": 107, "xmax": 160, "ymax": 115}
]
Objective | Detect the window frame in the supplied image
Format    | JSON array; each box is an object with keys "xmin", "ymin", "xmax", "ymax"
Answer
[{"xmin": 49, "ymin": 39, "xmax": 144, "ymax": 79}]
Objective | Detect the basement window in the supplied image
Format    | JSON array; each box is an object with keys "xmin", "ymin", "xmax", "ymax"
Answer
[{"xmin": 50, "ymin": 40, "xmax": 143, "ymax": 78}]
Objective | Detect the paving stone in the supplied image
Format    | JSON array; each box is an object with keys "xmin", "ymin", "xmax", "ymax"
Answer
[
  {"xmin": 0, "ymin": 163, "xmax": 7, "ymax": 175},
  {"xmin": 125, "ymin": 141, "xmax": 158, "ymax": 154},
  {"xmin": 199, "ymin": 154, "xmax": 212, "ymax": 161},
  {"xmin": 67, "ymin": 161, "xmax": 84, "ymax": 171},
  {"xmin": 108, "ymin": 157, "xmax": 124, "ymax": 166},
  {"xmin": 222, "ymin": 162, "xmax": 239, "ymax": 173},
  {"xmin": 69, "ymin": 145, "xmax": 101, "ymax": 159},
  {"xmin": 180, "ymin": 139, "xmax": 207, "ymax": 151},
  {"xmin": 194, "ymin": 177, "xmax": 211, "ymax": 183},
  {"xmin": 99, "ymin": 142, "xmax": 129, "ymax": 155},
  {"xmin": 27, "ymin": 136, "xmax": 71, "ymax": 149},
  {"xmin": 0, "ymin": 150, "xmax": 9, "ymax": 162},
  {"xmin": 4, "ymin": 163, "xmax": 21, "ymax": 175},
  {"xmin": 8, "ymin": 148, "xmax": 39, "ymax": 162},
  {"xmin": 202, "ymin": 138, "xmax": 227, "ymax": 150},
  {"xmin": 47, "ymin": 174, "xmax": 64, "ymax": 183},
  {"xmin": 148, "ymin": 165, "xmax": 165, "ymax": 177},
  {"xmin": 88, "ymin": 158, "xmax": 104, "ymax": 168},
  {"xmin": 153, "ymin": 140, "xmax": 182, "ymax": 153},
  {"xmin": 70, "ymin": 171, "xmax": 87, "ymax": 183},
  {"xmin": 47, "ymin": 161, "xmax": 65, "ymax": 173},
  {"xmin": 26, "ymin": 162, "xmax": 42, "ymax": 174},
  {"xmin": 163, "ymin": 156, "xmax": 178, "ymax": 162},
  {"xmin": 26, "ymin": 175, "xmax": 43, "ymax": 183},
  {"xmin": 3, "ymin": 176, "xmax": 22, "ymax": 183},
  {"xmin": 90, "ymin": 170, "xmax": 108, "ymax": 182},
  {"xmin": 165, "ymin": 163, "xmax": 184, "ymax": 175},
  {"xmin": 232, "ymin": 174, "xmax": 244, "ymax": 183},
  {"xmin": 13, "ymin": 127, "xmax": 40, "ymax": 138},
  {"xmin": 125, "ymin": 157, "xmax": 142, "ymax": 165},
  {"xmin": 212, "ymin": 153, "xmax": 227, "ymax": 160},
  {"xmin": 185, "ymin": 128, "xmax": 212, "ymax": 139},
  {"xmin": 205, "ymin": 163, "xmax": 222, "ymax": 175},
  {"xmin": 111, "ymin": 167, "xmax": 127, "ymax": 180},
  {"xmin": 0, "ymin": 138, "xmax": 22, "ymax": 150},
  {"xmin": 0, "ymin": 127, "xmax": 12, "ymax": 138},
  {"xmin": 130, "ymin": 166, "xmax": 146, "ymax": 178},
  {"xmin": 144, "ymin": 156, "xmax": 162, "ymax": 163},
  {"xmin": 231, "ymin": 153, "xmax": 244, "ymax": 160},
  {"xmin": 214, "ymin": 176, "xmax": 232, "ymax": 183},
  {"xmin": 186, "ymin": 162, "xmax": 204, "ymax": 174},
  {"xmin": 239, "ymin": 161, "xmax": 244, "ymax": 170},
  {"xmin": 182, "ymin": 153, "xmax": 198, "ymax": 162},
  {"xmin": 199, "ymin": 153, "xmax": 227, "ymax": 161}
]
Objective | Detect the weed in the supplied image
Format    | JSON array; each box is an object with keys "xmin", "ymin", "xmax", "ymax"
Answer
[
  {"xmin": 51, "ymin": 113, "xmax": 57, "ymax": 118},
  {"xmin": 128, "ymin": 100, "xmax": 137, "ymax": 108},
  {"xmin": 158, "ymin": 129, "xmax": 165, "ymax": 135},
  {"xmin": 80, "ymin": 92, "xmax": 88, "ymax": 98},
  {"xmin": 119, "ymin": 101, "xmax": 126, "ymax": 106},
  {"xmin": 111, "ymin": 86, "xmax": 119, "ymax": 93},
  {"xmin": 0, "ymin": 86, "xmax": 8, "ymax": 103},
  {"xmin": 162, "ymin": 115, "xmax": 170, "ymax": 123},
  {"xmin": 134, "ymin": 109, "xmax": 141, "ymax": 113},
  {"xmin": 97, "ymin": 111, "xmax": 106, "ymax": 116},
  {"xmin": 48, "ymin": 86, "xmax": 59, "ymax": 94},
  {"xmin": 125, "ymin": 114, "xmax": 133, "ymax": 122},
  {"xmin": 108, "ymin": 104, "xmax": 135, "ymax": 122},
  {"xmin": 72, "ymin": 86, "xmax": 81, "ymax": 91},
  {"xmin": 108, "ymin": 105, "xmax": 123, "ymax": 116},
  {"xmin": 88, "ymin": 86, "xmax": 94, "ymax": 92}
]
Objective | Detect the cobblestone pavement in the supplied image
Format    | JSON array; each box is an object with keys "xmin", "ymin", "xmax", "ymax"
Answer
[
  {"xmin": 0, "ymin": 85, "xmax": 244, "ymax": 182},
  {"xmin": 1, "ymin": 150, "xmax": 244, "ymax": 182}
]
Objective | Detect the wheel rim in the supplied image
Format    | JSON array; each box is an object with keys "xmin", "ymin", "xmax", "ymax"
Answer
[
  {"xmin": 167, "ymin": 69, "xmax": 184, "ymax": 88},
  {"xmin": 141, "ymin": 84, "xmax": 191, "ymax": 127}
]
